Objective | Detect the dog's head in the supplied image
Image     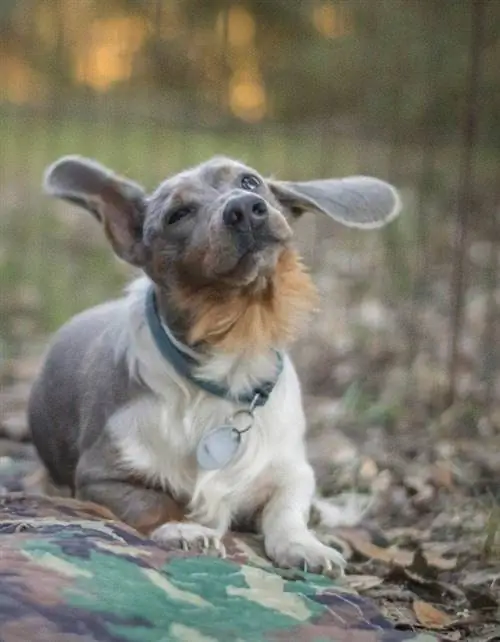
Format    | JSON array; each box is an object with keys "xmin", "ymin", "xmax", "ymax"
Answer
[
  {"xmin": 44, "ymin": 155, "xmax": 401, "ymax": 349},
  {"xmin": 145, "ymin": 156, "xmax": 295, "ymax": 289}
]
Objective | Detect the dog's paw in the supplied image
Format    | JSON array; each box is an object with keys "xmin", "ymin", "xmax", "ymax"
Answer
[
  {"xmin": 265, "ymin": 531, "xmax": 346, "ymax": 576},
  {"xmin": 151, "ymin": 522, "xmax": 226, "ymax": 557}
]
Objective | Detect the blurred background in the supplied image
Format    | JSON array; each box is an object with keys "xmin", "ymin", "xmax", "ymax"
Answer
[{"xmin": 0, "ymin": 0, "xmax": 499, "ymax": 465}]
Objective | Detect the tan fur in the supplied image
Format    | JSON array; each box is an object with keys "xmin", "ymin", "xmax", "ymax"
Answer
[
  {"xmin": 171, "ymin": 248, "xmax": 318, "ymax": 352},
  {"xmin": 123, "ymin": 472, "xmax": 186, "ymax": 535},
  {"xmin": 134, "ymin": 500, "xmax": 185, "ymax": 535}
]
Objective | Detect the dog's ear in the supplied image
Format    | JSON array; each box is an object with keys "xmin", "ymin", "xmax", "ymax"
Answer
[
  {"xmin": 44, "ymin": 155, "xmax": 148, "ymax": 266},
  {"xmin": 268, "ymin": 175, "xmax": 401, "ymax": 228}
]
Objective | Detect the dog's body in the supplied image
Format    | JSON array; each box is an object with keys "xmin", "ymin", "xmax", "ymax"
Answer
[
  {"xmin": 30, "ymin": 278, "xmax": 310, "ymax": 536},
  {"xmin": 29, "ymin": 155, "xmax": 400, "ymax": 573}
]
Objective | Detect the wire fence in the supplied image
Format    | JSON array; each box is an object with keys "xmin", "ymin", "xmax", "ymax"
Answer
[{"xmin": 0, "ymin": 0, "xmax": 498, "ymax": 426}]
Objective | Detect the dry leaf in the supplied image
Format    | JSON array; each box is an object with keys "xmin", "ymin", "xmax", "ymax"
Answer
[
  {"xmin": 335, "ymin": 527, "xmax": 372, "ymax": 542},
  {"xmin": 421, "ymin": 551, "xmax": 457, "ymax": 571},
  {"xmin": 384, "ymin": 527, "xmax": 431, "ymax": 545},
  {"xmin": 464, "ymin": 586, "xmax": 498, "ymax": 610},
  {"xmin": 339, "ymin": 529, "xmax": 457, "ymax": 571},
  {"xmin": 407, "ymin": 547, "xmax": 456, "ymax": 573},
  {"xmin": 371, "ymin": 469, "xmax": 393, "ymax": 494},
  {"xmin": 404, "ymin": 475, "xmax": 435, "ymax": 508},
  {"xmin": 345, "ymin": 574, "xmax": 383, "ymax": 591},
  {"xmin": 358, "ymin": 457, "xmax": 379, "ymax": 481},
  {"xmin": 430, "ymin": 462, "xmax": 454, "ymax": 489},
  {"xmin": 413, "ymin": 599, "xmax": 453, "ymax": 629},
  {"xmin": 462, "ymin": 570, "xmax": 500, "ymax": 588},
  {"xmin": 338, "ymin": 529, "xmax": 414, "ymax": 565}
]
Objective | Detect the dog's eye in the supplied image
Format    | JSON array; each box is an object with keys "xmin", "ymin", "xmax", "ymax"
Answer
[
  {"xmin": 167, "ymin": 206, "xmax": 194, "ymax": 225},
  {"xmin": 240, "ymin": 174, "xmax": 261, "ymax": 191}
]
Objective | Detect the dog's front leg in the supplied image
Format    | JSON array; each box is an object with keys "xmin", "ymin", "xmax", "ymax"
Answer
[
  {"xmin": 261, "ymin": 462, "xmax": 346, "ymax": 574},
  {"xmin": 76, "ymin": 478, "xmax": 182, "ymax": 533},
  {"xmin": 76, "ymin": 449, "xmax": 229, "ymax": 556},
  {"xmin": 77, "ymin": 477, "xmax": 227, "ymax": 555}
]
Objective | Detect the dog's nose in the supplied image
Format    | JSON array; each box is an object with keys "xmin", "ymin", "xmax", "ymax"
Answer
[{"xmin": 223, "ymin": 194, "xmax": 268, "ymax": 231}]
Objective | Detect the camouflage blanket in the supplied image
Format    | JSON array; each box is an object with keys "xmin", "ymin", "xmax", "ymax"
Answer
[{"xmin": 0, "ymin": 446, "xmax": 439, "ymax": 642}]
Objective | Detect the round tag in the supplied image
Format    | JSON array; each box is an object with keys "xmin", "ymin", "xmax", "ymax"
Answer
[{"xmin": 196, "ymin": 426, "xmax": 241, "ymax": 470}]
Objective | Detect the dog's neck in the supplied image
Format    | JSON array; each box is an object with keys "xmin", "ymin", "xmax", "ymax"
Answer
[
  {"xmin": 157, "ymin": 248, "xmax": 318, "ymax": 353},
  {"xmin": 150, "ymin": 248, "xmax": 318, "ymax": 393}
]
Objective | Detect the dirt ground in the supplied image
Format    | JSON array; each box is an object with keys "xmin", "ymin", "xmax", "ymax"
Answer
[
  {"xmin": 307, "ymin": 396, "xmax": 500, "ymax": 641},
  {"xmin": 1, "ymin": 341, "xmax": 499, "ymax": 642}
]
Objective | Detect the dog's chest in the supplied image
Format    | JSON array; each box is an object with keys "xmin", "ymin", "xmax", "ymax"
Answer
[{"xmin": 112, "ymin": 392, "xmax": 276, "ymax": 501}]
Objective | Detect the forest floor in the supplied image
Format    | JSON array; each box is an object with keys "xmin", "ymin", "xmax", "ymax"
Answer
[{"xmin": 1, "ymin": 344, "xmax": 499, "ymax": 641}]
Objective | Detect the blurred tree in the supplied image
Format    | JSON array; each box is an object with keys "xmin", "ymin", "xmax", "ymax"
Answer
[{"xmin": 0, "ymin": 0, "xmax": 498, "ymax": 142}]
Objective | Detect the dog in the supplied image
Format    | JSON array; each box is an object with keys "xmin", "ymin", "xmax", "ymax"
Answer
[{"xmin": 28, "ymin": 155, "xmax": 401, "ymax": 574}]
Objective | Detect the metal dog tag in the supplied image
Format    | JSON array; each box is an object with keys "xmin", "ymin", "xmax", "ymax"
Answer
[{"xmin": 196, "ymin": 426, "xmax": 241, "ymax": 470}]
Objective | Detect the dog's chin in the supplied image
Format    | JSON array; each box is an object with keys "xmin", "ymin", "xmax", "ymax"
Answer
[{"xmin": 215, "ymin": 243, "xmax": 283, "ymax": 288}]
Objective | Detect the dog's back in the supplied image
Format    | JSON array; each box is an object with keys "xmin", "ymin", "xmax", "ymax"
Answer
[{"xmin": 28, "ymin": 298, "xmax": 134, "ymax": 490}]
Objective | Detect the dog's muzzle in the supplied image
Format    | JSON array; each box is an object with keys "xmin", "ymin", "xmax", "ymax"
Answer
[{"xmin": 222, "ymin": 194, "xmax": 269, "ymax": 233}]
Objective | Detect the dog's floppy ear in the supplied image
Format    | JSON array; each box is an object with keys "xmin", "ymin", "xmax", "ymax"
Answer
[
  {"xmin": 44, "ymin": 155, "xmax": 148, "ymax": 266},
  {"xmin": 268, "ymin": 175, "xmax": 401, "ymax": 228}
]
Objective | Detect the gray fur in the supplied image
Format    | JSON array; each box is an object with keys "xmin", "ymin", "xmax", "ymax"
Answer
[
  {"xmin": 29, "ymin": 300, "xmax": 145, "ymax": 487},
  {"xmin": 44, "ymin": 155, "xmax": 145, "ymax": 223},
  {"xmin": 28, "ymin": 299, "xmax": 178, "ymax": 529},
  {"xmin": 269, "ymin": 176, "xmax": 401, "ymax": 227}
]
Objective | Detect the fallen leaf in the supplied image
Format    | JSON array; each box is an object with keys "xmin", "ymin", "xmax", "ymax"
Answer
[
  {"xmin": 358, "ymin": 457, "xmax": 379, "ymax": 481},
  {"xmin": 430, "ymin": 461, "xmax": 454, "ymax": 489},
  {"xmin": 385, "ymin": 565, "xmax": 466, "ymax": 604},
  {"xmin": 410, "ymin": 546, "xmax": 457, "ymax": 574},
  {"xmin": 336, "ymin": 525, "xmax": 390, "ymax": 547},
  {"xmin": 371, "ymin": 469, "xmax": 393, "ymax": 494},
  {"xmin": 404, "ymin": 475, "xmax": 436, "ymax": 508},
  {"xmin": 413, "ymin": 599, "xmax": 453, "ymax": 629},
  {"xmin": 367, "ymin": 586, "xmax": 416, "ymax": 602},
  {"xmin": 462, "ymin": 570, "xmax": 500, "ymax": 588},
  {"xmin": 421, "ymin": 550, "xmax": 457, "ymax": 571},
  {"xmin": 409, "ymin": 547, "xmax": 438, "ymax": 579},
  {"xmin": 422, "ymin": 541, "xmax": 456, "ymax": 556},
  {"xmin": 335, "ymin": 527, "xmax": 372, "ymax": 542},
  {"xmin": 384, "ymin": 527, "xmax": 431, "ymax": 545},
  {"xmin": 340, "ymin": 530, "xmax": 414, "ymax": 565},
  {"xmin": 464, "ymin": 586, "xmax": 498, "ymax": 610},
  {"xmin": 337, "ymin": 529, "xmax": 457, "ymax": 570},
  {"xmin": 345, "ymin": 574, "xmax": 384, "ymax": 591}
]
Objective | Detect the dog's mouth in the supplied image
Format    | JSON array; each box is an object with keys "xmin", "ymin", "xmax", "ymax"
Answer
[
  {"xmin": 216, "ymin": 233, "xmax": 284, "ymax": 279},
  {"xmin": 237, "ymin": 233, "xmax": 281, "ymax": 258}
]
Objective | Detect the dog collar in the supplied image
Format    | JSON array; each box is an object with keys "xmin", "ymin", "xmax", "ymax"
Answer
[{"xmin": 145, "ymin": 285, "xmax": 284, "ymax": 408}]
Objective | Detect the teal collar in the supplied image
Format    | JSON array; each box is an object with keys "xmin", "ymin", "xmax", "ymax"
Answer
[{"xmin": 145, "ymin": 286, "xmax": 283, "ymax": 407}]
